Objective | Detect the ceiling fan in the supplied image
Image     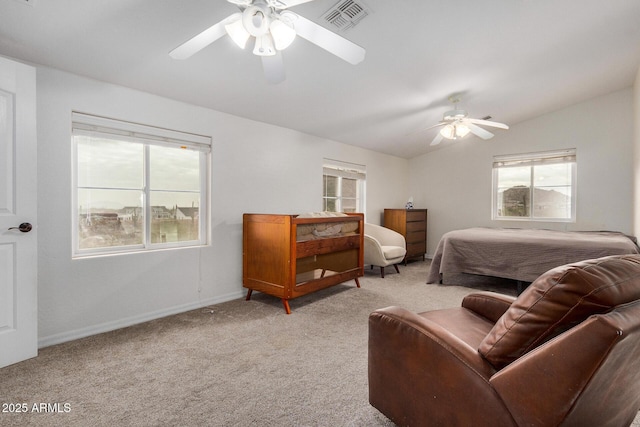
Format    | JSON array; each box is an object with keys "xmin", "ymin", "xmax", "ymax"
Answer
[
  {"xmin": 427, "ymin": 96, "xmax": 509, "ymax": 146},
  {"xmin": 169, "ymin": 0, "xmax": 367, "ymax": 84}
]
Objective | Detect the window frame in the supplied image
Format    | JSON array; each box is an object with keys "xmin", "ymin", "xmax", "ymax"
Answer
[
  {"xmin": 492, "ymin": 148, "xmax": 577, "ymax": 222},
  {"xmin": 71, "ymin": 112, "xmax": 211, "ymax": 258},
  {"xmin": 322, "ymin": 159, "xmax": 366, "ymax": 214}
]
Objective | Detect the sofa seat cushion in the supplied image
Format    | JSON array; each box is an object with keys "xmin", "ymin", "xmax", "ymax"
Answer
[
  {"xmin": 421, "ymin": 307, "xmax": 496, "ymax": 352},
  {"xmin": 381, "ymin": 245, "xmax": 406, "ymax": 260},
  {"xmin": 479, "ymin": 254, "xmax": 640, "ymax": 369}
]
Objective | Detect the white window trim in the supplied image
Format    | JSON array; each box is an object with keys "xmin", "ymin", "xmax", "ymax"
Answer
[
  {"xmin": 322, "ymin": 158, "xmax": 366, "ymax": 215},
  {"xmin": 492, "ymin": 148, "xmax": 577, "ymax": 222},
  {"xmin": 71, "ymin": 112, "xmax": 211, "ymax": 258}
]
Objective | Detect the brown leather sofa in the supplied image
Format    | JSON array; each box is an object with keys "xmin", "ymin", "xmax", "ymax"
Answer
[{"xmin": 368, "ymin": 254, "xmax": 640, "ymax": 426}]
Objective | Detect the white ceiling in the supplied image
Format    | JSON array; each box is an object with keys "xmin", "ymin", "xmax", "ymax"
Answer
[{"xmin": 1, "ymin": 0, "xmax": 640, "ymax": 158}]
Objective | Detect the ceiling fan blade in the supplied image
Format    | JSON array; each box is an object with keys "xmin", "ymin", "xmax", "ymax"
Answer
[
  {"xmin": 430, "ymin": 133, "xmax": 444, "ymax": 146},
  {"xmin": 227, "ymin": 0, "xmax": 251, "ymax": 5},
  {"xmin": 287, "ymin": 13, "xmax": 366, "ymax": 64},
  {"xmin": 169, "ymin": 14, "xmax": 237, "ymax": 60},
  {"xmin": 407, "ymin": 121, "xmax": 447, "ymax": 136},
  {"xmin": 426, "ymin": 121, "xmax": 449, "ymax": 131},
  {"xmin": 467, "ymin": 118, "xmax": 509, "ymax": 130},
  {"xmin": 467, "ymin": 123, "xmax": 495, "ymax": 140},
  {"xmin": 262, "ymin": 52, "xmax": 286, "ymax": 84},
  {"xmin": 268, "ymin": 0, "xmax": 317, "ymax": 8}
]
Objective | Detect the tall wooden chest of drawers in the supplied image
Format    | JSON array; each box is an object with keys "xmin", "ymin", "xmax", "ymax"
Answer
[{"xmin": 383, "ymin": 209, "xmax": 427, "ymax": 263}]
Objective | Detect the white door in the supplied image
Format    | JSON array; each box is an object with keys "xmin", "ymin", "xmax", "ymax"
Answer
[{"xmin": 0, "ymin": 56, "xmax": 37, "ymax": 368}]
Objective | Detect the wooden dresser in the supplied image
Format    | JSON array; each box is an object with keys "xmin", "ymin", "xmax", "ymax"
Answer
[
  {"xmin": 384, "ymin": 209, "xmax": 427, "ymax": 263},
  {"xmin": 243, "ymin": 213, "xmax": 364, "ymax": 314}
]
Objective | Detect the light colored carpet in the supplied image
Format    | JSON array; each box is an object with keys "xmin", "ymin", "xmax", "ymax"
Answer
[{"xmin": 1, "ymin": 261, "xmax": 638, "ymax": 427}]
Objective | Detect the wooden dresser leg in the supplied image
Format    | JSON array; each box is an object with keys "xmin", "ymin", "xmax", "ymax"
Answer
[
  {"xmin": 245, "ymin": 289, "xmax": 253, "ymax": 301},
  {"xmin": 355, "ymin": 278, "xmax": 361, "ymax": 288},
  {"xmin": 282, "ymin": 299, "xmax": 291, "ymax": 314}
]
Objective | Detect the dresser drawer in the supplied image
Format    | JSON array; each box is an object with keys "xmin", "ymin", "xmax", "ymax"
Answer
[
  {"xmin": 407, "ymin": 241, "xmax": 426, "ymax": 256},
  {"xmin": 406, "ymin": 231, "xmax": 425, "ymax": 244},
  {"xmin": 406, "ymin": 221, "xmax": 426, "ymax": 232},
  {"xmin": 406, "ymin": 211, "xmax": 426, "ymax": 222}
]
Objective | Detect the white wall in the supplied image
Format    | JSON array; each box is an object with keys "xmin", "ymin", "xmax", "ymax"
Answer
[
  {"xmin": 409, "ymin": 88, "xmax": 636, "ymax": 256},
  {"xmin": 34, "ymin": 63, "xmax": 638, "ymax": 347},
  {"xmin": 634, "ymin": 66, "xmax": 640, "ymax": 237},
  {"xmin": 36, "ymin": 67, "xmax": 409, "ymax": 346}
]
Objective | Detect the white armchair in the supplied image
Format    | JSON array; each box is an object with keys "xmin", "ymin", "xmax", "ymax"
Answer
[{"xmin": 364, "ymin": 223, "xmax": 407, "ymax": 278}]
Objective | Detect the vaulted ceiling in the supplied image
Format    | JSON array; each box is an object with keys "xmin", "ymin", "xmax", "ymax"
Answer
[{"xmin": 1, "ymin": 0, "xmax": 639, "ymax": 158}]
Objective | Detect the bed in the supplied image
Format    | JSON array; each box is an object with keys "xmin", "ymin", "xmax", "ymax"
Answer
[{"xmin": 427, "ymin": 227, "xmax": 640, "ymax": 287}]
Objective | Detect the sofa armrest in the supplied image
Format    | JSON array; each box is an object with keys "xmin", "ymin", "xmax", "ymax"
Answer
[
  {"xmin": 368, "ymin": 306, "xmax": 515, "ymax": 427},
  {"xmin": 462, "ymin": 292, "xmax": 516, "ymax": 323},
  {"xmin": 365, "ymin": 223, "xmax": 406, "ymax": 248}
]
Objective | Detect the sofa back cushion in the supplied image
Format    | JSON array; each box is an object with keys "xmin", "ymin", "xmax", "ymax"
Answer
[{"xmin": 478, "ymin": 254, "xmax": 640, "ymax": 369}]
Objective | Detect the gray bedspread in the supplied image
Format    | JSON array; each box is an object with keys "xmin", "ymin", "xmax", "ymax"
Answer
[{"xmin": 427, "ymin": 228, "xmax": 640, "ymax": 284}]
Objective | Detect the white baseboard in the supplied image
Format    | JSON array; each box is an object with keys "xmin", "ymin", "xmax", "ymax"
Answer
[{"xmin": 38, "ymin": 290, "xmax": 244, "ymax": 348}]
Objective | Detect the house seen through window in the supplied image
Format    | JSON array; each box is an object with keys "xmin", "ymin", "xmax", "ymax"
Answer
[
  {"xmin": 72, "ymin": 113, "xmax": 211, "ymax": 256},
  {"xmin": 322, "ymin": 159, "xmax": 366, "ymax": 214},
  {"xmin": 492, "ymin": 149, "xmax": 576, "ymax": 221}
]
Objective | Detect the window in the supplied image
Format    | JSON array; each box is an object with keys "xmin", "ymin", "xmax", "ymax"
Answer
[
  {"xmin": 72, "ymin": 113, "xmax": 210, "ymax": 257},
  {"xmin": 322, "ymin": 159, "xmax": 366, "ymax": 213},
  {"xmin": 492, "ymin": 149, "xmax": 576, "ymax": 221}
]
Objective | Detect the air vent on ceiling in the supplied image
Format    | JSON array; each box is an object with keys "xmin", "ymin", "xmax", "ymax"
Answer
[{"xmin": 322, "ymin": 0, "xmax": 371, "ymax": 33}]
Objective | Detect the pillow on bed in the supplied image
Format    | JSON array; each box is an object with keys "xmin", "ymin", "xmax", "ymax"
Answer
[{"xmin": 478, "ymin": 254, "xmax": 640, "ymax": 369}]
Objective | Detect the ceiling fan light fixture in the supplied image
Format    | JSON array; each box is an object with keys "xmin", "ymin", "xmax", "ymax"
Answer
[
  {"xmin": 225, "ymin": 13, "xmax": 251, "ymax": 49},
  {"xmin": 253, "ymin": 34, "xmax": 276, "ymax": 56},
  {"xmin": 456, "ymin": 123, "xmax": 470, "ymax": 138},
  {"xmin": 443, "ymin": 109, "xmax": 467, "ymax": 121},
  {"xmin": 440, "ymin": 123, "xmax": 470, "ymax": 140},
  {"xmin": 427, "ymin": 96, "xmax": 508, "ymax": 146},
  {"xmin": 270, "ymin": 18, "xmax": 296, "ymax": 50},
  {"xmin": 440, "ymin": 124, "xmax": 455, "ymax": 139},
  {"xmin": 168, "ymin": 0, "xmax": 368, "ymax": 83},
  {"xmin": 243, "ymin": 4, "xmax": 271, "ymax": 37}
]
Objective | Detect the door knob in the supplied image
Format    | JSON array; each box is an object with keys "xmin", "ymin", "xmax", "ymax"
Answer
[{"xmin": 8, "ymin": 222, "xmax": 32, "ymax": 232}]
